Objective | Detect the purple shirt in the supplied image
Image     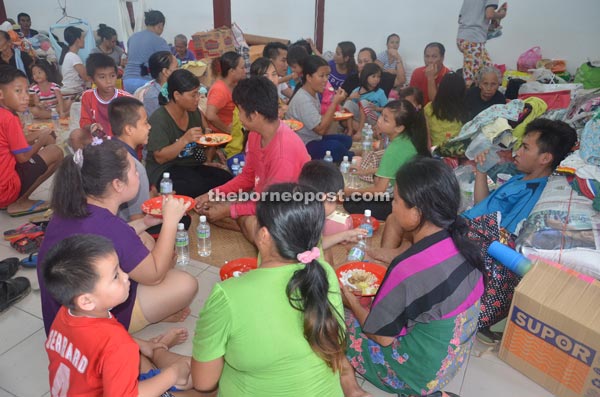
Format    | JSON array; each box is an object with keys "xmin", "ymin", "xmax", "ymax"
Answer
[
  {"xmin": 37, "ymin": 204, "xmax": 149, "ymax": 335},
  {"xmin": 327, "ymin": 60, "xmax": 348, "ymax": 90},
  {"xmin": 171, "ymin": 47, "xmax": 196, "ymax": 63}
]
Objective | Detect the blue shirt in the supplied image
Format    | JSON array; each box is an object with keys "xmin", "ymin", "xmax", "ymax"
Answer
[
  {"xmin": 123, "ymin": 30, "xmax": 170, "ymax": 81},
  {"xmin": 462, "ymin": 174, "xmax": 547, "ymax": 234}
]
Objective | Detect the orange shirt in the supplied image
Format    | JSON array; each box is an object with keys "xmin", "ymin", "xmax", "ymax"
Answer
[
  {"xmin": 409, "ymin": 65, "xmax": 450, "ymax": 104},
  {"xmin": 207, "ymin": 79, "xmax": 235, "ymax": 133}
]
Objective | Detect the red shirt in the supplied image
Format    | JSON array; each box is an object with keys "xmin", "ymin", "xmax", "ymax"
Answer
[
  {"xmin": 409, "ymin": 65, "xmax": 450, "ymax": 104},
  {"xmin": 213, "ymin": 121, "xmax": 310, "ymax": 218},
  {"xmin": 46, "ymin": 306, "xmax": 140, "ymax": 397},
  {"xmin": 79, "ymin": 89, "xmax": 131, "ymax": 137},
  {"xmin": 0, "ymin": 107, "xmax": 30, "ymax": 207},
  {"xmin": 207, "ymin": 79, "xmax": 235, "ymax": 133}
]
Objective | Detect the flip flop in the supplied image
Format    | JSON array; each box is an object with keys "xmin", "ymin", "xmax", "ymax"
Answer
[
  {"xmin": 29, "ymin": 209, "xmax": 53, "ymax": 225},
  {"xmin": 4, "ymin": 223, "xmax": 44, "ymax": 241},
  {"xmin": 8, "ymin": 200, "xmax": 50, "ymax": 218},
  {"xmin": 20, "ymin": 253, "xmax": 38, "ymax": 269}
]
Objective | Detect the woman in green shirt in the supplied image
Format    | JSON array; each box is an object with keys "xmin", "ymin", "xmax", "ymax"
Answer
[
  {"xmin": 191, "ymin": 183, "xmax": 346, "ymax": 396},
  {"xmin": 344, "ymin": 99, "xmax": 430, "ymax": 220}
]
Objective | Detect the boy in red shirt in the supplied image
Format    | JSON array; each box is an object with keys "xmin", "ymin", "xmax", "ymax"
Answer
[
  {"xmin": 195, "ymin": 76, "xmax": 310, "ymax": 243},
  {"xmin": 0, "ymin": 65, "xmax": 63, "ymax": 216},
  {"xmin": 69, "ymin": 53, "xmax": 130, "ymax": 150},
  {"xmin": 43, "ymin": 234, "xmax": 195, "ymax": 397}
]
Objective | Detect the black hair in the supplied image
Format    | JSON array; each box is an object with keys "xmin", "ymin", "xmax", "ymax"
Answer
[
  {"xmin": 97, "ymin": 24, "xmax": 117, "ymax": 42},
  {"xmin": 59, "ymin": 26, "xmax": 84, "ymax": 65},
  {"xmin": 298, "ymin": 160, "xmax": 344, "ymax": 195},
  {"xmin": 337, "ymin": 41, "xmax": 357, "ymax": 74},
  {"xmin": 386, "ymin": 33, "xmax": 400, "ymax": 44},
  {"xmin": 256, "ymin": 183, "xmax": 345, "ymax": 371},
  {"xmin": 51, "ymin": 139, "xmax": 130, "ymax": 218},
  {"xmin": 524, "ymin": 118, "xmax": 578, "ymax": 169},
  {"xmin": 287, "ymin": 45, "xmax": 309, "ymax": 67},
  {"xmin": 431, "ymin": 72, "xmax": 467, "ymax": 123},
  {"xmin": 300, "ymin": 55, "xmax": 328, "ymax": 85},
  {"xmin": 358, "ymin": 47, "xmax": 377, "ymax": 62},
  {"xmin": 425, "ymin": 42, "xmax": 445, "ymax": 57},
  {"xmin": 148, "ymin": 50, "xmax": 174, "ymax": 80},
  {"xmin": 159, "ymin": 68, "xmax": 199, "ymax": 106},
  {"xmin": 395, "ymin": 157, "xmax": 483, "ymax": 275},
  {"xmin": 43, "ymin": 235, "xmax": 116, "ymax": 309},
  {"xmin": 109, "ymin": 96, "xmax": 144, "ymax": 137},
  {"xmin": 232, "ymin": 76, "xmax": 278, "ymax": 121},
  {"xmin": 249, "ymin": 57, "xmax": 273, "ymax": 77},
  {"xmin": 262, "ymin": 42, "xmax": 288, "ymax": 60},
  {"xmin": 0, "ymin": 65, "xmax": 28, "ymax": 86},
  {"xmin": 17, "ymin": 13, "xmax": 30, "ymax": 22},
  {"xmin": 31, "ymin": 59, "xmax": 59, "ymax": 84},
  {"xmin": 384, "ymin": 100, "xmax": 430, "ymax": 157},
  {"xmin": 86, "ymin": 53, "xmax": 117, "ymax": 78},
  {"xmin": 211, "ymin": 51, "xmax": 242, "ymax": 78},
  {"xmin": 144, "ymin": 10, "xmax": 165, "ymax": 26},
  {"xmin": 291, "ymin": 39, "xmax": 312, "ymax": 55},
  {"xmin": 359, "ymin": 63, "xmax": 382, "ymax": 92},
  {"xmin": 397, "ymin": 86, "xmax": 424, "ymax": 108}
]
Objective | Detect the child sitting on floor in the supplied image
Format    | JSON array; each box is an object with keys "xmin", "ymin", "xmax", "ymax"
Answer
[
  {"xmin": 69, "ymin": 53, "xmax": 130, "ymax": 150},
  {"xmin": 298, "ymin": 160, "xmax": 367, "ymax": 266},
  {"xmin": 28, "ymin": 59, "xmax": 67, "ymax": 119},
  {"xmin": 43, "ymin": 234, "xmax": 194, "ymax": 396},
  {"xmin": 0, "ymin": 65, "xmax": 63, "ymax": 217},
  {"xmin": 349, "ymin": 63, "xmax": 388, "ymax": 126}
]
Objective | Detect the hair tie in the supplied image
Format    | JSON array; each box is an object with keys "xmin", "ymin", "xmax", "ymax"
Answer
[
  {"xmin": 160, "ymin": 82, "xmax": 169, "ymax": 99},
  {"xmin": 297, "ymin": 247, "xmax": 320, "ymax": 264},
  {"xmin": 91, "ymin": 136, "xmax": 104, "ymax": 146},
  {"xmin": 73, "ymin": 149, "xmax": 84, "ymax": 168}
]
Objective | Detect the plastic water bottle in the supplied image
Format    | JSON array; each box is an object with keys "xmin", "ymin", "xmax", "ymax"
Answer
[
  {"xmin": 231, "ymin": 158, "xmax": 240, "ymax": 176},
  {"xmin": 239, "ymin": 161, "xmax": 245, "ymax": 175},
  {"xmin": 51, "ymin": 108, "xmax": 60, "ymax": 131},
  {"xmin": 160, "ymin": 172, "xmax": 173, "ymax": 195},
  {"xmin": 175, "ymin": 223, "xmax": 189, "ymax": 266},
  {"xmin": 347, "ymin": 235, "xmax": 367, "ymax": 262},
  {"xmin": 347, "ymin": 158, "xmax": 358, "ymax": 188},
  {"xmin": 362, "ymin": 124, "xmax": 372, "ymax": 154},
  {"xmin": 197, "ymin": 215, "xmax": 211, "ymax": 257},
  {"xmin": 340, "ymin": 156, "xmax": 350, "ymax": 183},
  {"xmin": 323, "ymin": 150, "xmax": 333, "ymax": 163},
  {"xmin": 22, "ymin": 109, "xmax": 33, "ymax": 126},
  {"xmin": 359, "ymin": 209, "xmax": 374, "ymax": 245}
]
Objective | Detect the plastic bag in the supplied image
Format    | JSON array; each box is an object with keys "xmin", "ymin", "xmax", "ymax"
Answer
[
  {"xmin": 517, "ymin": 46, "xmax": 542, "ymax": 72},
  {"xmin": 575, "ymin": 62, "xmax": 600, "ymax": 89},
  {"xmin": 580, "ymin": 114, "xmax": 600, "ymax": 166}
]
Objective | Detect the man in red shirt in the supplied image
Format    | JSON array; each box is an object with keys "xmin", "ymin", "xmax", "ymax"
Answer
[
  {"xmin": 409, "ymin": 42, "xmax": 450, "ymax": 104},
  {"xmin": 195, "ymin": 76, "xmax": 310, "ymax": 243}
]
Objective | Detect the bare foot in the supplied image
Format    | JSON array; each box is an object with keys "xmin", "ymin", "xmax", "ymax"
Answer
[
  {"xmin": 151, "ymin": 327, "xmax": 189, "ymax": 348},
  {"xmin": 163, "ymin": 307, "xmax": 191, "ymax": 323},
  {"xmin": 341, "ymin": 373, "xmax": 372, "ymax": 397}
]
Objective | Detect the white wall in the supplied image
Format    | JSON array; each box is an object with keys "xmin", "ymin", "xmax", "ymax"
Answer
[{"xmin": 6, "ymin": 0, "xmax": 600, "ymax": 73}]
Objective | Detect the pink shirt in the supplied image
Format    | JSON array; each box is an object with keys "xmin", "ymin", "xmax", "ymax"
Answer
[{"xmin": 213, "ymin": 121, "xmax": 310, "ymax": 218}]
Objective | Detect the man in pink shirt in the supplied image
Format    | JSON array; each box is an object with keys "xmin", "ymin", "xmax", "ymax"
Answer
[
  {"xmin": 409, "ymin": 42, "xmax": 450, "ymax": 104},
  {"xmin": 195, "ymin": 76, "xmax": 310, "ymax": 243}
]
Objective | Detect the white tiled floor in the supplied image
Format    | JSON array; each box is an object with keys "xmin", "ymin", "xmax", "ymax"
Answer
[{"xmin": 0, "ymin": 181, "xmax": 555, "ymax": 396}]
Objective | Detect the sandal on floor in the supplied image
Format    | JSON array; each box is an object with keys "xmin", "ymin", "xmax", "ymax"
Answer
[
  {"xmin": 10, "ymin": 232, "xmax": 44, "ymax": 254},
  {"xmin": 20, "ymin": 253, "xmax": 38, "ymax": 269},
  {"xmin": 0, "ymin": 277, "xmax": 31, "ymax": 313},
  {"xmin": 4, "ymin": 223, "xmax": 44, "ymax": 241},
  {"xmin": 8, "ymin": 200, "xmax": 51, "ymax": 218},
  {"xmin": 0, "ymin": 258, "xmax": 20, "ymax": 281},
  {"xmin": 29, "ymin": 209, "xmax": 53, "ymax": 226},
  {"xmin": 477, "ymin": 327, "xmax": 503, "ymax": 345}
]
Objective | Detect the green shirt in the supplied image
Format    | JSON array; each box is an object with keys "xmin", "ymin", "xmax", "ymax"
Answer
[
  {"xmin": 192, "ymin": 260, "xmax": 344, "ymax": 397},
  {"xmin": 375, "ymin": 135, "xmax": 417, "ymax": 188},
  {"xmin": 146, "ymin": 107, "xmax": 204, "ymax": 185}
]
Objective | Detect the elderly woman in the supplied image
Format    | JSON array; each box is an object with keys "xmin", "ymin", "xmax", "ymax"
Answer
[
  {"xmin": 464, "ymin": 65, "xmax": 506, "ymax": 121},
  {"xmin": 0, "ymin": 30, "xmax": 33, "ymax": 80}
]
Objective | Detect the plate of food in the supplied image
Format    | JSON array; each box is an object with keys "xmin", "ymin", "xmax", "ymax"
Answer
[
  {"xmin": 333, "ymin": 111, "xmax": 353, "ymax": 121},
  {"xmin": 220, "ymin": 257, "xmax": 258, "ymax": 281},
  {"xmin": 197, "ymin": 133, "xmax": 232, "ymax": 147},
  {"xmin": 59, "ymin": 117, "xmax": 70, "ymax": 126},
  {"xmin": 141, "ymin": 195, "xmax": 195, "ymax": 218},
  {"xmin": 336, "ymin": 262, "xmax": 387, "ymax": 297},
  {"xmin": 28, "ymin": 122, "xmax": 53, "ymax": 131},
  {"xmin": 350, "ymin": 214, "xmax": 381, "ymax": 231},
  {"xmin": 282, "ymin": 119, "xmax": 304, "ymax": 131}
]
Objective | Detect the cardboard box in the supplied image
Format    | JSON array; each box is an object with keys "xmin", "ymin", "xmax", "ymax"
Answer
[
  {"xmin": 499, "ymin": 260, "xmax": 600, "ymax": 397},
  {"xmin": 190, "ymin": 27, "xmax": 236, "ymax": 60}
]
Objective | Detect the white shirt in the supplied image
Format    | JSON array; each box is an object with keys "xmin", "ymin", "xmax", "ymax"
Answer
[{"xmin": 61, "ymin": 52, "xmax": 85, "ymax": 95}]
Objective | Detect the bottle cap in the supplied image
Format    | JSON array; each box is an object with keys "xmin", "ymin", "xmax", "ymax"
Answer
[
  {"xmin": 163, "ymin": 172, "xmax": 170, "ymax": 178},
  {"xmin": 233, "ymin": 158, "xmax": 239, "ymax": 164},
  {"xmin": 240, "ymin": 161, "xmax": 245, "ymax": 166},
  {"xmin": 325, "ymin": 150, "xmax": 331, "ymax": 155},
  {"xmin": 364, "ymin": 209, "xmax": 371, "ymax": 217},
  {"xmin": 200, "ymin": 215, "xmax": 207, "ymax": 223},
  {"xmin": 177, "ymin": 223, "xmax": 184, "ymax": 230},
  {"xmin": 343, "ymin": 156, "xmax": 348, "ymax": 161}
]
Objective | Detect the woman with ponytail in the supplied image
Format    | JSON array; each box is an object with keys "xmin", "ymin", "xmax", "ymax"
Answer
[
  {"xmin": 59, "ymin": 26, "xmax": 88, "ymax": 97},
  {"xmin": 37, "ymin": 139, "xmax": 198, "ymax": 336},
  {"xmin": 341, "ymin": 156, "xmax": 484, "ymax": 397},
  {"xmin": 191, "ymin": 183, "xmax": 345, "ymax": 396}
]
